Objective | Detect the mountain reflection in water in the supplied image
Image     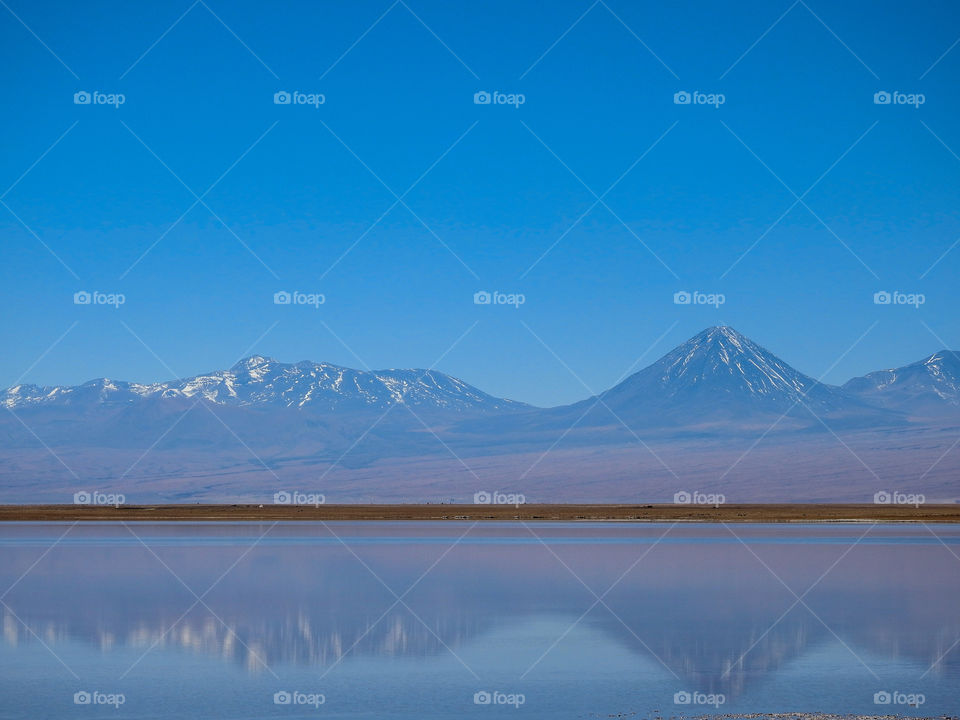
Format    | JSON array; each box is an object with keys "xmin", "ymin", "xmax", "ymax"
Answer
[{"xmin": 1, "ymin": 522, "xmax": 958, "ymax": 701}]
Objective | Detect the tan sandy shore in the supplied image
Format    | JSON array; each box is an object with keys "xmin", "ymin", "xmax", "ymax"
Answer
[{"xmin": 1, "ymin": 503, "xmax": 958, "ymax": 522}]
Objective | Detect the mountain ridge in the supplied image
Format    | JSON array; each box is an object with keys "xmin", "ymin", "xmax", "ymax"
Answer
[
  {"xmin": 4, "ymin": 327, "xmax": 959, "ymax": 421},
  {"xmin": 2, "ymin": 357, "xmax": 530, "ymax": 415},
  {"xmin": 842, "ymin": 350, "xmax": 960, "ymax": 415}
]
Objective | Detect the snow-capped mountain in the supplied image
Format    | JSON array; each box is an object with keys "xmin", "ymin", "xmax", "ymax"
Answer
[
  {"xmin": 843, "ymin": 350, "xmax": 960, "ymax": 415},
  {"xmin": 601, "ymin": 326, "xmax": 839, "ymax": 409},
  {"xmin": 1, "ymin": 356, "xmax": 528, "ymax": 414},
  {"xmin": 529, "ymin": 326, "xmax": 889, "ymax": 431}
]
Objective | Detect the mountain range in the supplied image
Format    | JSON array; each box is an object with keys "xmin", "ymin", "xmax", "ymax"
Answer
[
  {"xmin": 2, "ymin": 327, "xmax": 958, "ymax": 503},
  {"xmin": 2, "ymin": 355, "xmax": 528, "ymax": 414},
  {"xmin": 5, "ymin": 326, "xmax": 958, "ymax": 420}
]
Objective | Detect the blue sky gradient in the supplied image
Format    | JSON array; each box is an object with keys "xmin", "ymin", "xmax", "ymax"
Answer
[{"xmin": 1, "ymin": 0, "xmax": 958, "ymax": 406}]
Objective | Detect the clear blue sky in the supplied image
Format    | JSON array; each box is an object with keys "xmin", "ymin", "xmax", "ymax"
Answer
[{"xmin": 1, "ymin": 0, "xmax": 958, "ymax": 406}]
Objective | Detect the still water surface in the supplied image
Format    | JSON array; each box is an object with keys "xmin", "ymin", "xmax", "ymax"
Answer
[{"xmin": 0, "ymin": 522, "xmax": 958, "ymax": 718}]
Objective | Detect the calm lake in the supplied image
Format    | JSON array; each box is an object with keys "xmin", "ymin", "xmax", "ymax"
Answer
[{"xmin": 1, "ymin": 522, "xmax": 958, "ymax": 718}]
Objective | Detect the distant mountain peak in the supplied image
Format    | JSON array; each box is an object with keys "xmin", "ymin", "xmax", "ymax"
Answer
[
  {"xmin": 577, "ymin": 326, "xmax": 875, "ymax": 427},
  {"xmin": 231, "ymin": 355, "xmax": 275, "ymax": 371},
  {"xmin": 651, "ymin": 326, "xmax": 812, "ymax": 398},
  {"xmin": 844, "ymin": 348, "xmax": 960, "ymax": 413},
  {"xmin": 699, "ymin": 324, "xmax": 742, "ymax": 337},
  {"xmin": 682, "ymin": 326, "xmax": 764, "ymax": 365},
  {"xmin": 924, "ymin": 350, "xmax": 960, "ymax": 367}
]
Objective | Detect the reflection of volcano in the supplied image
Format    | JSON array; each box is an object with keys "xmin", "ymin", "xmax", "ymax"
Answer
[{"xmin": 1, "ymin": 524, "xmax": 959, "ymax": 695}]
